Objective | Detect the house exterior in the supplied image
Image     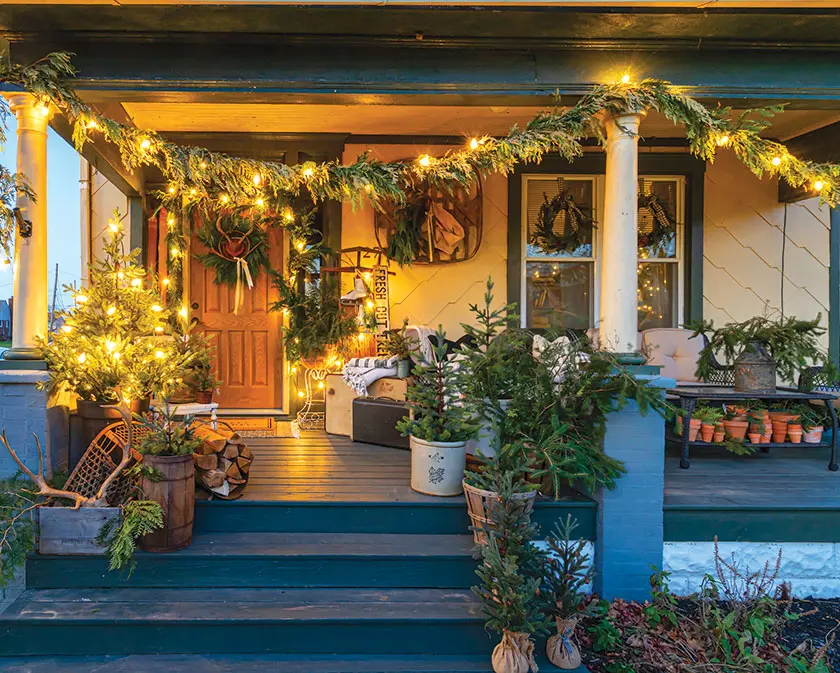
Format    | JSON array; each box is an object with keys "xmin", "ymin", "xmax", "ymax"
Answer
[{"xmin": 1, "ymin": 1, "xmax": 840, "ymax": 665}]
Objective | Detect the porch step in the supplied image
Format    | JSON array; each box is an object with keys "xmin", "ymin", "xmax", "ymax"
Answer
[
  {"xmin": 0, "ymin": 654, "xmax": 586, "ymax": 672},
  {"xmin": 27, "ymin": 533, "xmax": 477, "ymax": 589},
  {"xmin": 194, "ymin": 498, "xmax": 597, "ymax": 536},
  {"xmin": 0, "ymin": 587, "xmax": 491, "ymax": 656}
]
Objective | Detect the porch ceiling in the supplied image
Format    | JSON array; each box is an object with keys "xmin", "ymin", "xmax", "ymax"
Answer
[{"xmin": 122, "ymin": 102, "xmax": 840, "ymax": 141}]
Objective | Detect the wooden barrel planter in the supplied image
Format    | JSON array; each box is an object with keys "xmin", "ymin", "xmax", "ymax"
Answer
[
  {"xmin": 462, "ymin": 480, "xmax": 537, "ymax": 544},
  {"xmin": 140, "ymin": 453, "xmax": 195, "ymax": 552},
  {"xmin": 71, "ymin": 398, "xmax": 150, "ymax": 470}
]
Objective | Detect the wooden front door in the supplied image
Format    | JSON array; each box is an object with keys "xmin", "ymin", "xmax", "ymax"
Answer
[{"xmin": 190, "ymin": 226, "xmax": 283, "ymax": 410}]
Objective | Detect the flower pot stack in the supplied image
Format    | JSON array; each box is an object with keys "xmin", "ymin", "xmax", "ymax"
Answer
[
  {"xmin": 769, "ymin": 410, "xmax": 800, "ymax": 443},
  {"xmin": 723, "ymin": 405, "xmax": 749, "ymax": 442}
]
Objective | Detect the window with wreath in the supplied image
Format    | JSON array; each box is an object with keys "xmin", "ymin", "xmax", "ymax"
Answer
[{"xmin": 521, "ymin": 174, "xmax": 684, "ymax": 331}]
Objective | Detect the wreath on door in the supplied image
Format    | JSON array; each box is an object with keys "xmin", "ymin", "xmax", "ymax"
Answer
[{"xmin": 195, "ymin": 210, "xmax": 271, "ymax": 313}]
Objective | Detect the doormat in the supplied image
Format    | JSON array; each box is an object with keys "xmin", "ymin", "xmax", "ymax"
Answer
[{"xmin": 217, "ymin": 417, "xmax": 301, "ymax": 438}]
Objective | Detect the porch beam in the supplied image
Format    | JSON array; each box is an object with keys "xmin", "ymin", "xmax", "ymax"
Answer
[{"xmin": 779, "ymin": 120, "xmax": 840, "ymax": 203}]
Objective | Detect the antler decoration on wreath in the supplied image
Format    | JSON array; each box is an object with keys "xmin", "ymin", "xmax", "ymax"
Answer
[{"xmin": 0, "ymin": 402, "xmax": 135, "ymax": 509}]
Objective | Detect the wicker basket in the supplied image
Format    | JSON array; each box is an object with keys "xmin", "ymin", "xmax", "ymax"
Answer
[{"xmin": 462, "ymin": 480, "xmax": 538, "ymax": 544}]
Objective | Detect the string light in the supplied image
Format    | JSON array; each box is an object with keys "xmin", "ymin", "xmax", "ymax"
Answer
[
  {"xmin": 76, "ymin": 294, "xmax": 88, "ymax": 303},
  {"xmin": 295, "ymin": 240, "xmax": 305, "ymax": 252},
  {"xmin": 814, "ymin": 180, "xmax": 825, "ymax": 191},
  {"xmin": 152, "ymin": 304, "xmax": 163, "ymax": 312},
  {"xmin": 167, "ymin": 216, "xmax": 175, "ymax": 226},
  {"xmin": 469, "ymin": 138, "xmax": 479, "ymax": 150},
  {"xmin": 61, "ymin": 325, "xmax": 72, "ymax": 333},
  {"xmin": 302, "ymin": 167, "xmax": 314, "ymax": 178},
  {"xmin": 106, "ymin": 306, "xmax": 116, "ymax": 316},
  {"xmin": 37, "ymin": 102, "xmax": 50, "ymax": 117},
  {"xmin": 178, "ymin": 306, "xmax": 188, "ymax": 318},
  {"xmin": 620, "ymin": 73, "xmax": 631, "ymax": 84},
  {"xmin": 168, "ymin": 186, "xmax": 176, "ymax": 195},
  {"xmin": 290, "ymin": 366, "xmax": 297, "ymax": 374},
  {"xmin": 255, "ymin": 197, "xmax": 265, "ymax": 208},
  {"xmin": 716, "ymin": 134, "xmax": 730, "ymax": 147},
  {"xmin": 200, "ymin": 161, "xmax": 207, "ymax": 169},
  {"xmin": 363, "ymin": 272, "xmax": 372, "ymax": 281},
  {"xmin": 366, "ymin": 300, "xmax": 375, "ymax": 310},
  {"xmin": 357, "ymin": 333, "xmax": 366, "ymax": 342},
  {"xmin": 131, "ymin": 278, "xmax": 142, "ymax": 288},
  {"xmin": 297, "ymin": 391, "xmax": 305, "ymax": 398},
  {"xmin": 253, "ymin": 173, "xmax": 261, "ymax": 186},
  {"xmin": 105, "ymin": 340, "xmax": 117, "ymax": 352},
  {"xmin": 117, "ymin": 271, "xmax": 124, "ymax": 279},
  {"xmin": 113, "ymin": 352, "xmax": 121, "ymax": 360},
  {"xmin": 170, "ymin": 246, "xmax": 180, "ymax": 257},
  {"xmin": 771, "ymin": 156, "xmax": 782, "ymax": 167},
  {"xmin": 418, "ymin": 155, "xmax": 431, "ymax": 168},
  {"xmin": 220, "ymin": 194, "xmax": 229, "ymax": 204},
  {"xmin": 155, "ymin": 325, "xmax": 164, "ymax": 333},
  {"xmin": 155, "ymin": 350, "xmax": 165, "ymax": 359},
  {"xmin": 139, "ymin": 138, "xmax": 151, "ymax": 150},
  {"xmin": 189, "ymin": 188, "xmax": 197, "ymax": 196},
  {"xmin": 86, "ymin": 119, "xmax": 98, "ymax": 129},
  {"xmin": 282, "ymin": 207, "xmax": 295, "ymax": 223},
  {"xmin": 162, "ymin": 278, "xmax": 170, "ymax": 287},
  {"xmin": 77, "ymin": 353, "xmax": 86, "ymax": 364},
  {"xmin": 317, "ymin": 381, "xmax": 325, "ymax": 390},
  {"xmin": 108, "ymin": 221, "xmax": 120, "ymax": 234}
]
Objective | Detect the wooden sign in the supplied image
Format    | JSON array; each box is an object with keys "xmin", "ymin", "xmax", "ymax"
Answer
[{"xmin": 372, "ymin": 265, "xmax": 391, "ymax": 357}]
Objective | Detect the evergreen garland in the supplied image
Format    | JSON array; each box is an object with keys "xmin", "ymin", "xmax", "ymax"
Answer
[{"xmin": 3, "ymin": 51, "xmax": 839, "ymax": 238}]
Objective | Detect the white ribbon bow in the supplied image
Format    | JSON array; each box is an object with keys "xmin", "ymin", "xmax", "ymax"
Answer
[{"xmin": 233, "ymin": 257, "xmax": 254, "ymax": 315}]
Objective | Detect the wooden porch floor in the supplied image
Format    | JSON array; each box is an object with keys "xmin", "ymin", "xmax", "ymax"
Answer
[{"xmin": 664, "ymin": 443, "xmax": 840, "ymax": 507}]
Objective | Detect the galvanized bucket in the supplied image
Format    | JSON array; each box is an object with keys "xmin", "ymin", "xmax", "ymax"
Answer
[{"xmin": 733, "ymin": 340, "xmax": 777, "ymax": 393}]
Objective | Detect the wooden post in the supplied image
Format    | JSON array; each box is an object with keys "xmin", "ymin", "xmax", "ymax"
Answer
[{"xmin": 600, "ymin": 111, "xmax": 644, "ymax": 354}]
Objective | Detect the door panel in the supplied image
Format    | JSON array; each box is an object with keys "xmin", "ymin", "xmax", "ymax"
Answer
[{"xmin": 190, "ymin": 223, "xmax": 283, "ymax": 409}]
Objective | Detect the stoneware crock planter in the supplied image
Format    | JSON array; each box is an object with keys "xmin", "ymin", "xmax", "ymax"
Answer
[
  {"xmin": 804, "ymin": 426, "xmax": 825, "ymax": 444},
  {"xmin": 467, "ymin": 399, "xmax": 512, "ymax": 459},
  {"xmin": 724, "ymin": 419, "xmax": 748, "ymax": 441},
  {"xmin": 410, "ymin": 436, "xmax": 467, "ymax": 496},
  {"xmin": 700, "ymin": 423, "xmax": 715, "ymax": 443},
  {"xmin": 547, "ymin": 617, "xmax": 582, "ymax": 669},
  {"xmin": 38, "ymin": 506, "xmax": 121, "ymax": 555},
  {"xmin": 140, "ymin": 453, "xmax": 195, "ymax": 552}
]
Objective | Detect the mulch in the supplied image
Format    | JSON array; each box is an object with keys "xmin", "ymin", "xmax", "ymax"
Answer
[{"xmin": 782, "ymin": 599, "xmax": 840, "ymax": 670}]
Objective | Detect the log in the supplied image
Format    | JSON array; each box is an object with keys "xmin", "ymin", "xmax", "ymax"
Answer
[
  {"xmin": 222, "ymin": 444, "xmax": 240, "ymax": 460},
  {"xmin": 199, "ymin": 469, "xmax": 225, "ymax": 489},
  {"xmin": 194, "ymin": 453, "xmax": 218, "ymax": 470},
  {"xmin": 193, "ymin": 426, "xmax": 231, "ymax": 452},
  {"xmin": 225, "ymin": 463, "xmax": 242, "ymax": 481}
]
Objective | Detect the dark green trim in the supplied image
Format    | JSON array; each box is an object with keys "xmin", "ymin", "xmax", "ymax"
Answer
[
  {"xmin": 831, "ymin": 208, "xmax": 840, "ymax": 366},
  {"xmin": 0, "ymin": 357, "xmax": 47, "ymax": 369},
  {"xmin": 127, "ymin": 195, "xmax": 144, "ymax": 262},
  {"xmin": 507, "ymin": 152, "xmax": 705, "ymax": 326},
  {"xmin": 664, "ymin": 505, "xmax": 840, "ymax": 542}
]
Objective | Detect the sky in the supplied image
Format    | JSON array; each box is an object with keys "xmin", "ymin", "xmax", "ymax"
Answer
[{"xmin": 1, "ymin": 115, "xmax": 83, "ymax": 310}]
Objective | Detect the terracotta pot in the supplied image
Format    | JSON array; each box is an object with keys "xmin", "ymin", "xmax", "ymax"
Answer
[
  {"xmin": 686, "ymin": 418, "xmax": 701, "ymax": 442},
  {"xmin": 804, "ymin": 426, "xmax": 824, "ymax": 444},
  {"xmin": 771, "ymin": 420, "xmax": 789, "ymax": 442},
  {"xmin": 760, "ymin": 435, "xmax": 771, "ymax": 444},
  {"xmin": 723, "ymin": 419, "xmax": 749, "ymax": 441},
  {"xmin": 700, "ymin": 423, "xmax": 715, "ymax": 443},
  {"xmin": 748, "ymin": 432, "xmax": 761, "ymax": 444},
  {"xmin": 194, "ymin": 390, "xmax": 213, "ymax": 404},
  {"xmin": 788, "ymin": 429, "xmax": 803, "ymax": 444},
  {"xmin": 770, "ymin": 412, "xmax": 794, "ymax": 424},
  {"xmin": 713, "ymin": 430, "xmax": 726, "ymax": 443}
]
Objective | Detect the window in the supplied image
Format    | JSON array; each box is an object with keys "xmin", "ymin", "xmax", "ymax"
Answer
[{"xmin": 521, "ymin": 173, "xmax": 684, "ymax": 331}]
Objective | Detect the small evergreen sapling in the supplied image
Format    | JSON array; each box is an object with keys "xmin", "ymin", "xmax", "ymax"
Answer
[{"xmin": 396, "ymin": 326, "xmax": 477, "ymax": 443}]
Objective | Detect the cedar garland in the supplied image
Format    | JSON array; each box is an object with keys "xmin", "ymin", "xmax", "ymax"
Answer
[{"xmin": 1, "ymin": 52, "xmax": 840, "ymax": 265}]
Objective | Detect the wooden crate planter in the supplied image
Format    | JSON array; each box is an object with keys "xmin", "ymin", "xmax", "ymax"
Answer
[{"xmin": 38, "ymin": 506, "xmax": 121, "ymax": 555}]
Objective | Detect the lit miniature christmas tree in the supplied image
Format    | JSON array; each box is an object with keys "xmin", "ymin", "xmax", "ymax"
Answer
[{"xmin": 40, "ymin": 209, "xmax": 192, "ymax": 403}]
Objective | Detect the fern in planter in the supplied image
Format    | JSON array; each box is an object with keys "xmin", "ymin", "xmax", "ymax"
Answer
[
  {"xmin": 96, "ymin": 500, "xmax": 164, "ymax": 576},
  {"xmin": 396, "ymin": 326, "xmax": 477, "ymax": 443},
  {"xmin": 688, "ymin": 314, "xmax": 833, "ymax": 383}
]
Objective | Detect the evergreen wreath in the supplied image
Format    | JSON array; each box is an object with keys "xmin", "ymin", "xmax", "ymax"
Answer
[
  {"xmin": 531, "ymin": 190, "xmax": 596, "ymax": 255},
  {"xmin": 194, "ymin": 209, "xmax": 271, "ymax": 287},
  {"xmin": 638, "ymin": 192, "xmax": 676, "ymax": 257}
]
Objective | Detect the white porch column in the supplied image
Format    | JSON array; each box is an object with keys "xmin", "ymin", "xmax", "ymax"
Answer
[
  {"xmin": 3, "ymin": 93, "xmax": 51, "ymax": 360},
  {"xmin": 600, "ymin": 111, "xmax": 643, "ymax": 354}
]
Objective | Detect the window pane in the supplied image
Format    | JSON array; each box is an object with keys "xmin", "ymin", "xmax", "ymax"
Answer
[
  {"xmin": 638, "ymin": 263, "xmax": 678, "ymax": 329},
  {"xmin": 525, "ymin": 262, "xmax": 592, "ymax": 330},
  {"xmin": 526, "ymin": 178, "xmax": 595, "ymax": 258},
  {"xmin": 638, "ymin": 179, "xmax": 678, "ymax": 259}
]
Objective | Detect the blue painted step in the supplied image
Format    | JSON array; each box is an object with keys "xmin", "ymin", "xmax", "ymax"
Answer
[
  {"xmin": 27, "ymin": 533, "xmax": 478, "ymax": 589},
  {"xmin": 0, "ymin": 588, "xmax": 492, "ymax": 656},
  {"xmin": 0, "ymin": 653, "xmax": 588, "ymax": 672},
  {"xmin": 195, "ymin": 498, "xmax": 597, "ymax": 537}
]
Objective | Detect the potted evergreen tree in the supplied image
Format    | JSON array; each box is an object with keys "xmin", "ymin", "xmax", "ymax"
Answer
[
  {"xmin": 134, "ymin": 406, "xmax": 203, "ymax": 552},
  {"xmin": 396, "ymin": 326, "xmax": 476, "ymax": 496},
  {"xmin": 472, "ymin": 473, "xmax": 548, "ymax": 673},
  {"xmin": 39, "ymin": 210, "xmax": 193, "ymax": 453},
  {"xmin": 383, "ymin": 318, "xmax": 414, "ymax": 378}
]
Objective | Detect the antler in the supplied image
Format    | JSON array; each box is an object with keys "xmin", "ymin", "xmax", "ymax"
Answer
[
  {"xmin": 93, "ymin": 402, "xmax": 135, "ymax": 505},
  {"xmin": 0, "ymin": 431, "xmax": 95, "ymax": 509}
]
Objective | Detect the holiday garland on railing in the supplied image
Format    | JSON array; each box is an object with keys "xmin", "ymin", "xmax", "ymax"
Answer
[{"xmin": 2, "ymin": 52, "xmax": 840, "ymax": 266}]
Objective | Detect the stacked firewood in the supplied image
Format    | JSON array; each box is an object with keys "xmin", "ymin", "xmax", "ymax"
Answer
[{"xmin": 192, "ymin": 424, "xmax": 254, "ymax": 500}]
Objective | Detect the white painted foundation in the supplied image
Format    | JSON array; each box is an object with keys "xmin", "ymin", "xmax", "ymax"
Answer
[{"xmin": 664, "ymin": 541, "xmax": 840, "ymax": 599}]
